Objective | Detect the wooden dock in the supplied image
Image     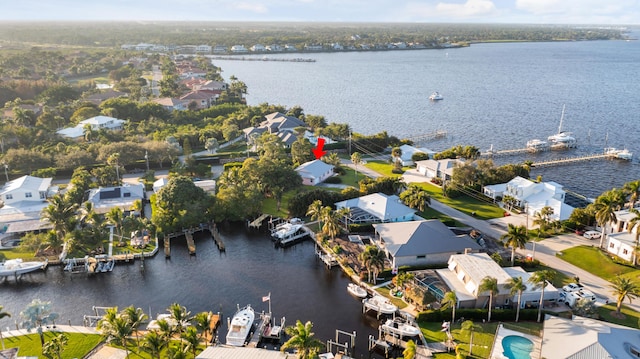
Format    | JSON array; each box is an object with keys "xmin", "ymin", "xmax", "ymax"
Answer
[
  {"xmin": 246, "ymin": 315, "xmax": 267, "ymax": 348},
  {"xmin": 209, "ymin": 224, "xmax": 225, "ymax": 252},
  {"xmin": 481, "ymin": 147, "xmax": 530, "ymax": 156},
  {"xmin": 248, "ymin": 214, "xmax": 269, "ymax": 229},
  {"xmin": 164, "ymin": 236, "xmax": 171, "ymax": 258},
  {"xmin": 203, "ymin": 313, "xmax": 221, "ymax": 344},
  {"xmin": 405, "ymin": 129, "xmax": 447, "ymax": 143},
  {"xmin": 186, "ymin": 232, "xmax": 196, "ymax": 255},
  {"xmin": 316, "ymin": 249, "xmax": 339, "ymax": 268},
  {"xmin": 531, "ymin": 153, "xmax": 611, "ymax": 167}
]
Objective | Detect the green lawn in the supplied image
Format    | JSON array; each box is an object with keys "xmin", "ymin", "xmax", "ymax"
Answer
[
  {"xmin": 414, "ymin": 182, "xmax": 504, "ymax": 220},
  {"xmin": 2, "ymin": 331, "xmax": 103, "ymax": 359},
  {"xmin": 557, "ymin": 245, "xmax": 640, "ymax": 282},
  {"xmin": 364, "ymin": 160, "xmax": 405, "ymax": 177},
  {"xmin": 339, "ymin": 167, "xmax": 368, "ymax": 188},
  {"xmin": 597, "ymin": 304, "xmax": 640, "ymax": 329}
]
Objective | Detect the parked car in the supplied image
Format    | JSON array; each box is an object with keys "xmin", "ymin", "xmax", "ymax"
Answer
[
  {"xmin": 583, "ymin": 230, "xmax": 601, "ymax": 240},
  {"xmin": 562, "ymin": 283, "xmax": 584, "ymax": 292}
]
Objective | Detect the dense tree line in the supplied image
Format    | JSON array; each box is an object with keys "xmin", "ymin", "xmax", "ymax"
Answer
[{"xmin": 0, "ymin": 22, "xmax": 626, "ymax": 49}]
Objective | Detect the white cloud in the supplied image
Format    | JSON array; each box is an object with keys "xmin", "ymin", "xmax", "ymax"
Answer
[
  {"xmin": 435, "ymin": 0, "xmax": 497, "ymax": 17},
  {"xmin": 231, "ymin": 2, "xmax": 269, "ymax": 14}
]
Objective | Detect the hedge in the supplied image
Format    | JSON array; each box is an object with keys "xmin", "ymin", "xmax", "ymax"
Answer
[{"xmin": 417, "ymin": 308, "xmax": 541, "ymax": 323}]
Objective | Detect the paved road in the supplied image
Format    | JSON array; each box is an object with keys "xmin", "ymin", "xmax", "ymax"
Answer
[{"xmin": 343, "ymin": 163, "xmax": 640, "ymax": 312}]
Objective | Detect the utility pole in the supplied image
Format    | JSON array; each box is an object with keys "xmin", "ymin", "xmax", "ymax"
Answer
[{"xmin": 3, "ymin": 163, "xmax": 8, "ymax": 182}]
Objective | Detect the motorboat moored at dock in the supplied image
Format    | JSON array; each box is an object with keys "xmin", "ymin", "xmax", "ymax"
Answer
[
  {"xmin": 363, "ymin": 295, "xmax": 398, "ymax": 315},
  {"xmin": 605, "ymin": 147, "xmax": 633, "ymax": 160},
  {"xmin": 0, "ymin": 258, "xmax": 47, "ymax": 278},
  {"xmin": 226, "ymin": 305, "xmax": 255, "ymax": 346},
  {"xmin": 526, "ymin": 139, "xmax": 550, "ymax": 152},
  {"xmin": 347, "ymin": 283, "xmax": 368, "ymax": 299},
  {"xmin": 380, "ymin": 317, "xmax": 421, "ymax": 337}
]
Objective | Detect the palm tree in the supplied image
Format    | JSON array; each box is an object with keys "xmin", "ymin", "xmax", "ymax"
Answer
[
  {"xmin": 441, "ymin": 291, "xmax": 458, "ymax": 323},
  {"xmin": 594, "ymin": 189, "xmax": 625, "ymax": 248},
  {"xmin": 627, "ymin": 208, "xmax": 640, "ymax": 265},
  {"xmin": 193, "ymin": 311, "xmax": 212, "ymax": 342},
  {"xmin": 400, "ymin": 184, "xmax": 431, "ymax": 212},
  {"xmin": 42, "ymin": 332, "xmax": 68, "ymax": 359},
  {"xmin": 505, "ymin": 277, "xmax": 527, "ymax": 322},
  {"xmin": 168, "ymin": 303, "xmax": 191, "ymax": 335},
  {"xmin": 528, "ymin": 270, "xmax": 555, "ymax": 322},
  {"xmin": 123, "ymin": 306, "xmax": 147, "ymax": 349},
  {"xmin": 403, "ymin": 339, "xmax": 417, "ymax": 359},
  {"xmin": 337, "ymin": 207, "xmax": 351, "ymax": 231},
  {"xmin": 609, "ymin": 277, "xmax": 640, "ymax": 314},
  {"xmin": 105, "ymin": 207, "xmax": 125, "ymax": 244},
  {"xmin": 351, "ymin": 151, "xmax": 362, "ymax": 180},
  {"xmin": 20, "ymin": 299, "xmax": 59, "ymax": 347},
  {"xmin": 0, "ymin": 305, "xmax": 10, "ymax": 350},
  {"xmin": 41, "ymin": 194, "xmax": 78, "ymax": 254},
  {"xmin": 181, "ymin": 326, "xmax": 200, "ymax": 357},
  {"xmin": 623, "ymin": 180, "xmax": 640, "ymax": 209},
  {"xmin": 460, "ymin": 320, "xmax": 483, "ymax": 356},
  {"xmin": 358, "ymin": 245, "xmax": 386, "ymax": 283},
  {"xmin": 391, "ymin": 146, "xmax": 403, "ymax": 162},
  {"xmin": 532, "ymin": 206, "xmax": 554, "ymax": 233},
  {"xmin": 142, "ymin": 330, "xmax": 165, "ymax": 359},
  {"xmin": 500, "ymin": 223, "xmax": 529, "ymax": 265},
  {"xmin": 478, "ymin": 276, "xmax": 499, "ymax": 322},
  {"xmin": 306, "ymin": 200, "xmax": 324, "ymax": 228},
  {"xmin": 320, "ymin": 206, "xmax": 341, "ymax": 239},
  {"xmin": 281, "ymin": 320, "xmax": 325, "ymax": 359}
]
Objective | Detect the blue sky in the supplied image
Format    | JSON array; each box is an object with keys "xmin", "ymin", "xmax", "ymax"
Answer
[{"xmin": 1, "ymin": 0, "xmax": 638, "ymax": 24}]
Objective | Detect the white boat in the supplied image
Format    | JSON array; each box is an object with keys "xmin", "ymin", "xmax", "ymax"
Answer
[
  {"xmin": 605, "ymin": 147, "xmax": 633, "ymax": 160},
  {"xmin": 380, "ymin": 317, "xmax": 421, "ymax": 337},
  {"xmin": 271, "ymin": 218, "xmax": 307, "ymax": 245},
  {"xmin": 0, "ymin": 258, "xmax": 47, "ymax": 277},
  {"xmin": 429, "ymin": 91, "xmax": 443, "ymax": 101},
  {"xmin": 226, "ymin": 305, "xmax": 255, "ymax": 346},
  {"xmin": 347, "ymin": 283, "xmax": 368, "ymax": 298},
  {"xmin": 363, "ymin": 295, "xmax": 398, "ymax": 315},
  {"xmin": 547, "ymin": 105, "xmax": 577, "ymax": 149},
  {"xmin": 526, "ymin": 139, "xmax": 549, "ymax": 152}
]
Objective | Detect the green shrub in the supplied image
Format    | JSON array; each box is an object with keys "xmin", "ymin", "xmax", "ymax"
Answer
[
  {"xmin": 324, "ymin": 176, "xmax": 342, "ymax": 184},
  {"xmin": 348, "ymin": 223, "xmax": 374, "ymax": 233}
]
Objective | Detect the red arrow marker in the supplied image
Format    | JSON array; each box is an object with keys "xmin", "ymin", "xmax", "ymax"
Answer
[{"xmin": 312, "ymin": 138, "xmax": 327, "ymax": 159}]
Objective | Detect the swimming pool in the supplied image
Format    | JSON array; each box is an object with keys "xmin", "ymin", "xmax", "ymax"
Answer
[{"xmin": 502, "ymin": 335, "xmax": 534, "ymax": 359}]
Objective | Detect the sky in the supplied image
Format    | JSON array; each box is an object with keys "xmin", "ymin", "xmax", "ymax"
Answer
[{"xmin": 1, "ymin": 0, "xmax": 638, "ymax": 25}]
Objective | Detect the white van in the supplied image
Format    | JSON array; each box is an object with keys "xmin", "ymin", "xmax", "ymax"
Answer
[{"xmin": 583, "ymin": 231, "xmax": 601, "ymax": 240}]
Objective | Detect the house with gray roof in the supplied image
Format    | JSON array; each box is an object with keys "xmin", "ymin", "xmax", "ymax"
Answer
[
  {"xmin": 541, "ymin": 315, "xmax": 640, "ymax": 359},
  {"xmin": 372, "ymin": 220, "xmax": 481, "ymax": 268},
  {"xmin": 415, "ymin": 158, "xmax": 461, "ymax": 182},
  {"xmin": 393, "ymin": 144, "xmax": 437, "ymax": 166},
  {"xmin": 243, "ymin": 112, "xmax": 309, "ymax": 148},
  {"xmin": 334, "ymin": 192, "xmax": 416, "ymax": 224},
  {"xmin": 86, "ymin": 183, "xmax": 145, "ymax": 215},
  {"xmin": 295, "ymin": 160, "xmax": 334, "ymax": 186}
]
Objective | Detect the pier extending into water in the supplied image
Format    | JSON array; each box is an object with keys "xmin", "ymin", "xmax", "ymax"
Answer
[
  {"xmin": 406, "ymin": 130, "xmax": 447, "ymax": 144},
  {"xmin": 531, "ymin": 153, "xmax": 614, "ymax": 167}
]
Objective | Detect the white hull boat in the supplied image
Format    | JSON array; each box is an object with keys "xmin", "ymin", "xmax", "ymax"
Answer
[
  {"xmin": 526, "ymin": 139, "xmax": 549, "ymax": 152},
  {"xmin": 363, "ymin": 295, "xmax": 398, "ymax": 315},
  {"xmin": 605, "ymin": 147, "xmax": 633, "ymax": 160},
  {"xmin": 347, "ymin": 283, "xmax": 368, "ymax": 298},
  {"xmin": 547, "ymin": 105, "xmax": 577, "ymax": 149},
  {"xmin": 0, "ymin": 259, "xmax": 47, "ymax": 277},
  {"xmin": 381, "ymin": 317, "xmax": 421, "ymax": 337},
  {"xmin": 226, "ymin": 305, "xmax": 255, "ymax": 346},
  {"xmin": 429, "ymin": 92, "xmax": 443, "ymax": 101}
]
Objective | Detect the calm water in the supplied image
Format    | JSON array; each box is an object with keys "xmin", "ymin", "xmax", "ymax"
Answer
[
  {"xmin": 215, "ymin": 36, "xmax": 640, "ymax": 198},
  {"xmin": 2, "ymin": 227, "xmax": 384, "ymax": 356},
  {"xmin": 3, "ymin": 37, "xmax": 640, "ymax": 355}
]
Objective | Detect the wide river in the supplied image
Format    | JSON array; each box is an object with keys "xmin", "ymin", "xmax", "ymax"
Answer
[
  {"xmin": 3, "ymin": 35, "xmax": 640, "ymax": 356},
  {"xmin": 215, "ymin": 34, "xmax": 640, "ymax": 199}
]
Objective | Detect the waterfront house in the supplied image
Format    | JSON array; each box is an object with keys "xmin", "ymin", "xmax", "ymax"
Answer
[
  {"xmin": 334, "ymin": 192, "xmax": 417, "ymax": 224},
  {"xmin": 56, "ymin": 115, "xmax": 126, "ymax": 140},
  {"xmin": 230, "ymin": 45, "xmax": 248, "ymax": 53},
  {"xmin": 295, "ymin": 160, "xmax": 334, "ymax": 186},
  {"xmin": 250, "ymin": 44, "xmax": 266, "ymax": 52},
  {"xmin": 0, "ymin": 175, "xmax": 55, "ymax": 241},
  {"xmin": 242, "ymin": 112, "xmax": 307, "ymax": 144},
  {"xmin": 436, "ymin": 252, "xmax": 558, "ymax": 309},
  {"xmin": 392, "ymin": 144, "xmax": 437, "ymax": 166},
  {"xmin": 86, "ymin": 183, "xmax": 145, "ymax": 215},
  {"xmin": 372, "ymin": 220, "xmax": 481, "ymax": 268},
  {"xmin": 482, "ymin": 176, "xmax": 575, "ymax": 221},
  {"xmin": 415, "ymin": 158, "xmax": 460, "ymax": 182},
  {"xmin": 179, "ymin": 91, "xmax": 218, "ymax": 110},
  {"xmin": 213, "ymin": 45, "xmax": 227, "ymax": 53},
  {"xmin": 195, "ymin": 45, "xmax": 212, "ymax": 54},
  {"xmin": 541, "ymin": 315, "xmax": 640, "ymax": 359}
]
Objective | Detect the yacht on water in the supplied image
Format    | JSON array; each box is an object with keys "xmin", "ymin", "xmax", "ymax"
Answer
[
  {"xmin": 547, "ymin": 105, "xmax": 577, "ymax": 149},
  {"xmin": 226, "ymin": 305, "xmax": 255, "ymax": 346},
  {"xmin": 526, "ymin": 139, "xmax": 550, "ymax": 152},
  {"xmin": 0, "ymin": 258, "xmax": 48, "ymax": 278},
  {"xmin": 604, "ymin": 147, "xmax": 633, "ymax": 161},
  {"xmin": 429, "ymin": 91, "xmax": 443, "ymax": 101}
]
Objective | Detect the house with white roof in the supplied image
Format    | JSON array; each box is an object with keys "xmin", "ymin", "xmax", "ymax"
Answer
[
  {"xmin": 0, "ymin": 176, "xmax": 55, "ymax": 240},
  {"xmin": 541, "ymin": 315, "xmax": 640, "ymax": 359},
  {"xmin": 482, "ymin": 176, "xmax": 575, "ymax": 221},
  {"xmin": 372, "ymin": 220, "xmax": 482, "ymax": 268},
  {"xmin": 334, "ymin": 192, "xmax": 416, "ymax": 224},
  {"xmin": 392, "ymin": 144, "xmax": 437, "ymax": 166},
  {"xmin": 295, "ymin": 160, "xmax": 334, "ymax": 186},
  {"xmin": 415, "ymin": 159, "xmax": 461, "ymax": 182},
  {"xmin": 56, "ymin": 116, "xmax": 126, "ymax": 139},
  {"xmin": 436, "ymin": 252, "xmax": 558, "ymax": 309},
  {"xmin": 603, "ymin": 207, "xmax": 639, "ymax": 263},
  {"xmin": 86, "ymin": 183, "xmax": 145, "ymax": 215},
  {"xmin": 230, "ymin": 45, "xmax": 248, "ymax": 53}
]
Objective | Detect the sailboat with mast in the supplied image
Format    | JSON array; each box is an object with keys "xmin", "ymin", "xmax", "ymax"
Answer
[{"xmin": 547, "ymin": 104, "xmax": 577, "ymax": 149}]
